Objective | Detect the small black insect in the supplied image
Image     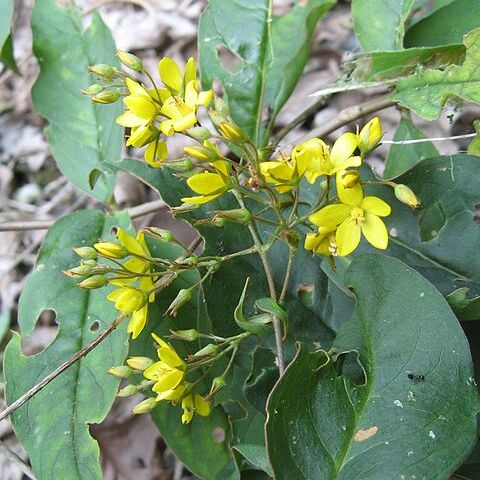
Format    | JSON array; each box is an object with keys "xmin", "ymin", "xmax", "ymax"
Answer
[{"xmin": 407, "ymin": 372, "xmax": 425, "ymax": 382}]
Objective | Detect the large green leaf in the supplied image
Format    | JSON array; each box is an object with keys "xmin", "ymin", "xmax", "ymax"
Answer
[
  {"xmin": 393, "ymin": 28, "xmax": 480, "ymax": 119},
  {"xmin": 406, "ymin": 0, "xmax": 480, "ymax": 47},
  {"xmin": 32, "ymin": 0, "xmax": 122, "ymax": 202},
  {"xmin": 0, "ymin": 0, "xmax": 13, "ymax": 49},
  {"xmin": 266, "ymin": 254, "xmax": 479, "ymax": 479},
  {"xmin": 351, "ymin": 0, "xmax": 414, "ymax": 51},
  {"xmin": 383, "ymin": 115, "xmax": 438, "ymax": 178},
  {"xmin": 198, "ymin": 0, "xmax": 335, "ymax": 147},
  {"xmin": 4, "ymin": 210, "xmax": 130, "ymax": 480}
]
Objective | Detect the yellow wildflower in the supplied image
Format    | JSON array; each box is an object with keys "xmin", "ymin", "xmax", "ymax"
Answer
[
  {"xmin": 181, "ymin": 160, "xmax": 231, "ymax": 205},
  {"xmin": 304, "ymin": 227, "xmax": 338, "ymax": 256},
  {"xmin": 260, "ymin": 156, "xmax": 303, "ymax": 193},
  {"xmin": 357, "ymin": 117, "xmax": 382, "ymax": 154},
  {"xmin": 181, "ymin": 393, "xmax": 211, "ymax": 424},
  {"xmin": 308, "ymin": 177, "xmax": 391, "ymax": 256},
  {"xmin": 106, "ymin": 286, "xmax": 147, "ymax": 313}
]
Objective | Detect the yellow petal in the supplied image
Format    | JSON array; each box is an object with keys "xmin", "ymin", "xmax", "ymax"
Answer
[
  {"xmin": 336, "ymin": 175, "xmax": 363, "ymax": 206},
  {"xmin": 361, "ymin": 213, "xmax": 389, "ymax": 249},
  {"xmin": 172, "ymin": 111, "xmax": 197, "ymax": 131},
  {"xmin": 126, "ymin": 125, "xmax": 152, "ymax": 147},
  {"xmin": 308, "ymin": 204, "xmax": 351, "ymax": 229},
  {"xmin": 180, "ymin": 193, "xmax": 222, "ymax": 205},
  {"xmin": 184, "ymin": 80, "xmax": 199, "ymax": 109},
  {"xmin": 187, "ymin": 172, "xmax": 226, "ymax": 195},
  {"xmin": 127, "ymin": 304, "xmax": 148, "ymax": 339},
  {"xmin": 194, "ymin": 394, "xmax": 210, "ymax": 417},
  {"xmin": 125, "ymin": 78, "xmax": 148, "ymax": 96},
  {"xmin": 336, "ymin": 219, "xmax": 361, "ymax": 256},
  {"xmin": 332, "ymin": 155, "xmax": 362, "ymax": 173},
  {"xmin": 330, "ymin": 132, "xmax": 359, "ymax": 165},
  {"xmin": 160, "ymin": 120, "xmax": 174, "ymax": 136},
  {"xmin": 124, "ymin": 95, "xmax": 157, "ymax": 121},
  {"xmin": 154, "ymin": 369, "xmax": 185, "ymax": 392},
  {"xmin": 157, "ymin": 347, "xmax": 184, "ymax": 368},
  {"xmin": 116, "ymin": 111, "xmax": 145, "ymax": 128},
  {"xmin": 198, "ymin": 89, "xmax": 213, "ymax": 106},
  {"xmin": 151, "ymin": 333, "xmax": 169, "ymax": 349},
  {"xmin": 212, "ymin": 160, "xmax": 230, "ymax": 177},
  {"xmin": 158, "ymin": 57, "xmax": 183, "ymax": 93},
  {"xmin": 155, "ymin": 384, "xmax": 186, "ymax": 401},
  {"xmin": 184, "ymin": 57, "xmax": 197, "ymax": 86},
  {"xmin": 145, "ymin": 140, "xmax": 168, "ymax": 168},
  {"xmin": 117, "ymin": 228, "xmax": 145, "ymax": 256},
  {"xmin": 361, "ymin": 196, "xmax": 391, "ymax": 217}
]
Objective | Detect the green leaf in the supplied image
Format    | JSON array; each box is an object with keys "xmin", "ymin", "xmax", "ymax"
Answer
[
  {"xmin": 4, "ymin": 210, "xmax": 130, "ymax": 480},
  {"xmin": 467, "ymin": 119, "xmax": 480, "ymax": 156},
  {"xmin": 384, "ymin": 115, "xmax": 438, "ymax": 178},
  {"xmin": 406, "ymin": 0, "xmax": 480, "ymax": 47},
  {"xmin": 32, "ymin": 0, "xmax": 122, "ymax": 202},
  {"xmin": 198, "ymin": 0, "xmax": 335, "ymax": 147},
  {"xmin": 352, "ymin": 0, "xmax": 415, "ymax": 51},
  {"xmin": 350, "ymin": 44, "xmax": 465, "ymax": 82},
  {"xmin": 0, "ymin": 34, "xmax": 19, "ymax": 73},
  {"xmin": 233, "ymin": 444, "xmax": 273, "ymax": 476},
  {"xmin": 393, "ymin": 28, "xmax": 480, "ymax": 120},
  {"xmin": 0, "ymin": 0, "xmax": 13, "ymax": 49},
  {"xmin": 266, "ymin": 254, "xmax": 479, "ymax": 479}
]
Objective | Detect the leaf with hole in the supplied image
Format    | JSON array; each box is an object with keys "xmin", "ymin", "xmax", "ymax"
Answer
[
  {"xmin": 4, "ymin": 210, "xmax": 130, "ymax": 480},
  {"xmin": 266, "ymin": 254, "xmax": 479, "ymax": 479}
]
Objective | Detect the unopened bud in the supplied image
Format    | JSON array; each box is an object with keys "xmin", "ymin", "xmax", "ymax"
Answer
[
  {"xmin": 81, "ymin": 84, "xmax": 103, "ymax": 95},
  {"xmin": 132, "ymin": 397, "xmax": 157, "ymax": 414},
  {"xmin": 358, "ymin": 117, "xmax": 382, "ymax": 153},
  {"xmin": 170, "ymin": 328, "xmax": 199, "ymax": 341},
  {"xmin": 117, "ymin": 384, "xmax": 138, "ymax": 398},
  {"xmin": 184, "ymin": 145, "xmax": 217, "ymax": 162},
  {"xmin": 340, "ymin": 170, "xmax": 360, "ymax": 188},
  {"xmin": 214, "ymin": 97, "xmax": 229, "ymax": 114},
  {"xmin": 166, "ymin": 288, "xmax": 192, "ymax": 316},
  {"xmin": 194, "ymin": 216, "xmax": 226, "ymax": 227},
  {"xmin": 64, "ymin": 264, "xmax": 93, "ymax": 277},
  {"xmin": 143, "ymin": 227, "xmax": 174, "ymax": 243},
  {"xmin": 78, "ymin": 274, "xmax": 108, "ymax": 289},
  {"xmin": 116, "ymin": 50, "xmax": 143, "ymax": 71},
  {"xmin": 127, "ymin": 356, "xmax": 154, "ymax": 371},
  {"xmin": 209, "ymin": 375, "xmax": 226, "ymax": 396},
  {"xmin": 163, "ymin": 158, "xmax": 194, "ymax": 172},
  {"xmin": 208, "ymin": 110, "xmax": 230, "ymax": 128},
  {"xmin": 215, "ymin": 208, "xmax": 251, "ymax": 224},
  {"xmin": 88, "ymin": 64, "xmax": 117, "ymax": 81},
  {"xmin": 218, "ymin": 123, "xmax": 246, "ymax": 143},
  {"xmin": 92, "ymin": 91, "xmax": 121, "ymax": 104},
  {"xmin": 186, "ymin": 126, "xmax": 212, "ymax": 142},
  {"xmin": 394, "ymin": 184, "xmax": 420, "ymax": 208},
  {"xmin": 83, "ymin": 259, "xmax": 98, "ymax": 267},
  {"xmin": 193, "ymin": 343, "xmax": 218, "ymax": 358},
  {"xmin": 94, "ymin": 242, "xmax": 128, "ymax": 258},
  {"xmin": 74, "ymin": 246, "xmax": 97, "ymax": 259},
  {"xmin": 108, "ymin": 365, "xmax": 133, "ymax": 378}
]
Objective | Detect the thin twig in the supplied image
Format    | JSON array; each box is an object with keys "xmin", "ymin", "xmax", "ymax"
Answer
[
  {"xmin": 0, "ymin": 314, "xmax": 126, "ymax": 424},
  {"xmin": 279, "ymin": 249, "xmax": 294, "ymax": 304},
  {"xmin": 0, "ymin": 199, "xmax": 166, "ymax": 232},
  {"xmin": 382, "ymin": 133, "xmax": 476, "ymax": 145},
  {"xmin": 0, "ymin": 441, "xmax": 36, "ymax": 480}
]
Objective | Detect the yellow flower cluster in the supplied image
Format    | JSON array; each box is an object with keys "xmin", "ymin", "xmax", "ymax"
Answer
[{"xmin": 117, "ymin": 57, "xmax": 212, "ymax": 168}]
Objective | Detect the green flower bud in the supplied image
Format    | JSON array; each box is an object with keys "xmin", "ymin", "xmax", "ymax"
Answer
[
  {"xmin": 164, "ymin": 158, "xmax": 194, "ymax": 172},
  {"xmin": 92, "ymin": 91, "xmax": 121, "ymax": 104},
  {"xmin": 82, "ymin": 259, "xmax": 98, "ymax": 267},
  {"xmin": 166, "ymin": 288, "xmax": 192, "ymax": 317},
  {"xmin": 81, "ymin": 84, "xmax": 103, "ymax": 95},
  {"xmin": 116, "ymin": 50, "xmax": 143, "ymax": 71},
  {"xmin": 77, "ymin": 274, "xmax": 108, "ymax": 289},
  {"xmin": 94, "ymin": 242, "xmax": 128, "ymax": 259},
  {"xmin": 132, "ymin": 397, "xmax": 157, "ymax": 414},
  {"xmin": 127, "ymin": 356, "xmax": 154, "ymax": 371},
  {"xmin": 394, "ymin": 184, "xmax": 420, "ymax": 208},
  {"xmin": 184, "ymin": 145, "xmax": 217, "ymax": 162},
  {"xmin": 208, "ymin": 109, "xmax": 230, "ymax": 128},
  {"xmin": 143, "ymin": 227, "xmax": 174, "ymax": 243},
  {"xmin": 73, "ymin": 246, "xmax": 97, "ymax": 259},
  {"xmin": 108, "ymin": 365, "xmax": 133, "ymax": 378},
  {"xmin": 186, "ymin": 126, "xmax": 212, "ymax": 142},
  {"xmin": 358, "ymin": 117, "xmax": 382, "ymax": 154},
  {"xmin": 88, "ymin": 64, "xmax": 117, "ymax": 81},
  {"xmin": 117, "ymin": 385, "xmax": 139, "ymax": 398},
  {"xmin": 209, "ymin": 375, "xmax": 226, "ymax": 395},
  {"xmin": 218, "ymin": 123, "xmax": 246, "ymax": 143},
  {"xmin": 215, "ymin": 208, "xmax": 251, "ymax": 224},
  {"xmin": 63, "ymin": 264, "xmax": 93, "ymax": 277},
  {"xmin": 170, "ymin": 329, "xmax": 199, "ymax": 341},
  {"xmin": 193, "ymin": 343, "xmax": 218, "ymax": 358}
]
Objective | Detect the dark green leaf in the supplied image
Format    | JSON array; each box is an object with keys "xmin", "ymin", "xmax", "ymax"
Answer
[
  {"xmin": 198, "ymin": 0, "xmax": 335, "ymax": 146},
  {"xmin": 384, "ymin": 115, "xmax": 438, "ymax": 178},
  {"xmin": 0, "ymin": 34, "xmax": 19, "ymax": 73},
  {"xmin": 0, "ymin": 0, "xmax": 13, "ymax": 49},
  {"xmin": 4, "ymin": 210, "xmax": 130, "ymax": 480},
  {"xmin": 352, "ymin": 0, "xmax": 414, "ymax": 51},
  {"xmin": 406, "ymin": 0, "xmax": 480, "ymax": 47},
  {"xmin": 233, "ymin": 444, "xmax": 273, "ymax": 476},
  {"xmin": 467, "ymin": 119, "xmax": 480, "ymax": 156},
  {"xmin": 32, "ymin": 0, "xmax": 122, "ymax": 202},
  {"xmin": 266, "ymin": 254, "xmax": 479, "ymax": 479}
]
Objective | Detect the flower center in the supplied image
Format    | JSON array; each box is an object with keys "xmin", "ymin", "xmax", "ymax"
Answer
[{"xmin": 350, "ymin": 207, "xmax": 365, "ymax": 224}]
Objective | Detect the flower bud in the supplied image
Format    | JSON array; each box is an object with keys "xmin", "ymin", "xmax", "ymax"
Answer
[
  {"xmin": 184, "ymin": 145, "xmax": 217, "ymax": 162},
  {"xmin": 117, "ymin": 384, "xmax": 138, "ymax": 398},
  {"xmin": 88, "ymin": 64, "xmax": 117, "ymax": 81},
  {"xmin": 358, "ymin": 117, "xmax": 382, "ymax": 153},
  {"xmin": 214, "ymin": 97, "xmax": 229, "ymax": 114},
  {"xmin": 116, "ymin": 50, "xmax": 143, "ymax": 71},
  {"xmin": 73, "ymin": 246, "xmax": 97, "ymax": 259},
  {"xmin": 81, "ymin": 84, "xmax": 103, "ymax": 95},
  {"xmin": 78, "ymin": 274, "xmax": 108, "ymax": 289},
  {"xmin": 166, "ymin": 288, "xmax": 192, "ymax": 316},
  {"xmin": 394, "ymin": 184, "xmax": 420, "ymax": 208},
  {"xmin": 92, "ymin": 91, "xmax": 121, "ymax": 104},
  {"xmin": 108, "ymin": 287, "xmax": 147, "ymax": 313},
  {"xmin": 170, "ymin": 328, "xmax": 199, "ymax": 341},
  {"xmin": 163, "ymin": 158, "xmax": 194, "ymax": 172},
  {"xmin": 218, "ymin": 123, "xmax": 246, "ymax": 143},
  {"xmin": 127, "ymin": 356, "xmax": 154, "ymax": 371},
  {"xmin": 143, "ymin": 227, "xmax": 174, "ymax": 243},
  {"xmin": 340, "ymin": 170, "xmax": 360, "ymax": 189},
  {"xmin": 193, "ymin": 343, "xmax": 218, "ymax": 358},
  {"xmin": 94, "ymin": 242, "xmax": 128, "ymax": 258},
  {"xmin": 215, "ymin": 208, "xmax": 251, "ymax": 224},
  {"xmin": 108, "ymin": 365, "xmax": 133, "ymax": 378},
  {"xmin": 186, "ymin": 127, "xmax": 212, "ymax": 142},
  {"xmin": 208, "ymin": 109, "xmax": 230, "ymax": 128},
  {"xmin": 194, "ymin": 216, "xmax": 226, "ymax": 227},
  {"xmin": 63, "ymin": 264, "xmax": 93, "ymax": 277},
  {"xmin": 83, "ymin": 259, "xmax": 98, "ymax": 267},
  {"xmin": 132, "ymin": 397, "xmax": 157, "ymax": 414},
  {"xmin": 209, "ymin": 375, "xmax": 226, "ymax": 396}
]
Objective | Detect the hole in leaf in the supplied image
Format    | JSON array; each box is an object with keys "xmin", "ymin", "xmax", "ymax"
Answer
[
  {"xmin": 90, "ymin": 320, "xmax": 100, "ymax": 332},
  {"xmin": 297, "ymin": 283, "xmax": 314, "ymax": 307},
  {"xmin": 212, "ymin": 427, "xmax": 225, "ymax": 443},
  {"xmin": 216, "ymin": 45, "xmax": 243, "ymax": 73},
  {"xmin": 21, "ymin": 309, "xmax": 59, "ymax": 357},
  {"xmin": 336, "ymin": 351, "xmax": 366, "ymax": 386},
  {"xmin": 473, "ymin": 204, "xmax": 480, "ymax": 224}
]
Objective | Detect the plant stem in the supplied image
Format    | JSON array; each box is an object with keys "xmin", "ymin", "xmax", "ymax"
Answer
[{"xmin": 279, "ymin": 249, "xmax": 294, "ymax": 304}]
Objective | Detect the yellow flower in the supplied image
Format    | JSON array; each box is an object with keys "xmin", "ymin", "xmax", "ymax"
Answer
[
  {"xmin": 116, "ymin": 78, "xmax": 160, "ymax": 147},
  {"xmin": 181, "ymin": 160, "xmax": 231, "ymax": 204},
  {"xmin": 181, "ymin": 393, "xmax": 210, "ymax": 424},
  {"xmin": 106, "ymin": 286, "xmax": 147, "ymax": 313},
  {"xmin": 144, "ymin": 333, "xmax": 187, "ymax": 396},
  {"xmin": 304, "ymin": 228, "xmax": 338, "ymax": 256},
  {"xmin": 144, "ymin": 138, "xmax": 168, "ymax": 168},
  {"xmin": 260, "ymin": 156, "xmax": 302, "ymax": 193},
  {"xmin": 93, "ymin": 242, "xmax": 127, "ymax": 258},
  {"xmin": 291, "ymin": 133, "xmax": 361, "ymax": 180},
  {"xmin": 308, "ymin": 177, "xmax": 391, "ymax": 256},
  {"xmin": 358, "ymin": 117, "xmax": 382, "ymax": 154}
]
